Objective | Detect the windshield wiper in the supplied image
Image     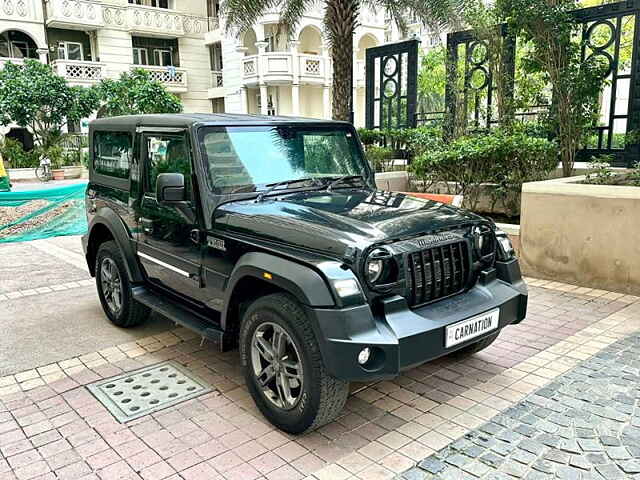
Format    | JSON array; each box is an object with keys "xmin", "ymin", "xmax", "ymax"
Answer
[
  {"xmin": 325, "ymin": 175, "xmax": 365, "ymax": 192},
  {"xmin": 256, "ymin": 177, "xmax": 322, "ymax": 202}
]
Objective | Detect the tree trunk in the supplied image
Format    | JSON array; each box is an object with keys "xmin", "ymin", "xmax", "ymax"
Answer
[{"xmin": 325, "ymin": 0, "xmax": 358, "ymax": 122}]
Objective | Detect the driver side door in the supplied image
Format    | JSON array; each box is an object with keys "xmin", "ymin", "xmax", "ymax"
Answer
[{"xmin": 135, "ymin": 131, "xmax": 206, "ymax": 304}]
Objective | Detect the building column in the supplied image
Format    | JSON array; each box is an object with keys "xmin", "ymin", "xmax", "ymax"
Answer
[
  {"xmin": 259, "ymin": 84, "xmax": 269, "ymax": 115},
  {"xmin": 292, "ymin": 84, "xmax": 300, "ymax": 116},
  {"xmin": 322, "ymin": 85, "xmax": 331, "ymax": 119},
  {"xmin": 37, "ymin": 48, "xmax": 48, "ymax": 64},
  {"xmin": 240, "ymin": 87, "xmax": 248, "ymax": 114}
]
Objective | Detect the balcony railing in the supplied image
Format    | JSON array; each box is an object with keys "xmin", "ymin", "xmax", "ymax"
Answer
[
  {"xmin": 211, "ymin": 70, "xmax": 223, "ymax": 88},
  {"xmin": 46, "ymin": 0, "xmax": 103, "ymax": 29},
  {"xmin": 52, "ymin": 60, "xmax": 105, "ymax": 83},
  {"xmin": 3, "ymin": 0, "xmax": 40, "ymax": 22},
  {"xmin": 243, "ymin": 53, "xmax": 331, "ymax": 85},
  {"xmin": 134, "ymin": 65, "xmax": 188, "ymax": 92},
  {"xmin": 127, "ymin": 5, "xmax": 184, "ymax": 36}
]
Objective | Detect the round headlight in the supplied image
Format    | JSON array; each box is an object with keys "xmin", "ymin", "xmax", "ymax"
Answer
[
  {"xmin": 365, "ymin": 248, "xmax": 395, "ymax": 286},
  {"xmin": 496, "ymin": 232, "xmax": 515, "ymax": 260}
]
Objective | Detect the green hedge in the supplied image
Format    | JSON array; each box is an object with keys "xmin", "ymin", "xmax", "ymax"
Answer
[{"xmin": 410, "ymin": 129, "xmax": 558, "ymax": 216}]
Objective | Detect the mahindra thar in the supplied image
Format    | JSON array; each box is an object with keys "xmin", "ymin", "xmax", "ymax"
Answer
[{"xmin": 82, "ymin": 114, "xmax": 527, "ymax": 433}]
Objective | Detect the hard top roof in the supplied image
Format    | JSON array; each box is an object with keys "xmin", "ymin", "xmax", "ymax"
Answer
[{"xmin": 90, "ymin": 113, "xmax": 349, "ymax": 129}]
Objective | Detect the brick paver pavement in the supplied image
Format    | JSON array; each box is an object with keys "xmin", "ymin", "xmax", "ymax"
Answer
[
  {"xmin": 0, "ymin": 279, "xmax": 639, "ymax": 479},
  {"xmin": 402, "ymin": 327, "xmax": 640, "ymax": 480}
]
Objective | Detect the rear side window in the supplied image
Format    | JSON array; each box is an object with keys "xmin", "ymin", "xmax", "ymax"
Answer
[{"xmin": 94, "ymin": 132, "xmax": 132, "ymax": 179}]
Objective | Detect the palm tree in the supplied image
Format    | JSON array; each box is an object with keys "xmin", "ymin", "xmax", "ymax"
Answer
[{"xmin": 223, "ymin": 0, "xmax": 466, "ymax": 121}]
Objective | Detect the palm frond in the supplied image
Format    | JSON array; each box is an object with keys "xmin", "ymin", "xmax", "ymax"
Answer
[
  {"xmin": 369, "ymin": 0, "xmax": 467, "ymax": 34},
  {"xmin": 279, "ymin": 0, "xmax": 315, "ymax": 39},
  {"xmin": 221, "ymin": 0, "xmax": 280, "ymax": 34}
]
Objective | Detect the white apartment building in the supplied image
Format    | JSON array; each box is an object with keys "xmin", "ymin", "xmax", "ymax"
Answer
[{"xmin": 0, "ymin": 0, "xmax": 388, "ymax": 142}]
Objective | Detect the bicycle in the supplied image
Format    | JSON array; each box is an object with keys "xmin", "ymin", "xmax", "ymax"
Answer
[{"xmin": 35, "ymin": 158, "xmax": 52, "ymax": 182}]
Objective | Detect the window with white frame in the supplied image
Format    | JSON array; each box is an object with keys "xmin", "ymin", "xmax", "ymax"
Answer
[
  {"xmin": 153, "ymin": 49, "xmax": 172, "ymax": 66},
  {"xmin": 132, "ymin": 47, "xmax": 148, "ymax": 65},
  {"xmin": 58, "ymin": 42, "xmax": 84, "ymax": 61}
]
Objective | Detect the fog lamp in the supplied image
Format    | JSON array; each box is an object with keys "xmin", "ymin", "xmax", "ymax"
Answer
[{"xmin": 357, "ymin": 347, "xmax": 371, "ymax": 365}]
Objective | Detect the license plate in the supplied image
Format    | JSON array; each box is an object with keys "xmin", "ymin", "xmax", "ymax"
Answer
[{"xmin": 445, "ymin": 309, "xmax": 500, "ymax": 348}]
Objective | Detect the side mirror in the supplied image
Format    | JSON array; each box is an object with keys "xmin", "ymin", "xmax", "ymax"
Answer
[{"xmin": 156, "ymin": 173, "xmax": 185, "ymax": 204}]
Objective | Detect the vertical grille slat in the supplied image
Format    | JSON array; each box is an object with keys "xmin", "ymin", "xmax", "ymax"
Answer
[{"xmin": 406, "ymin": 240, "xmax": 470, "ymax": 307}]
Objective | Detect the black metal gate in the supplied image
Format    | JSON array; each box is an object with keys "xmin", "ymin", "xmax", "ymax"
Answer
[
  {"xmin": 441, "ymin": 0, "xmax": 640, "ymax": 167},
  {"xmin": 365, "ymin": 39, "xmax": 419, "ymax": 130},
  {"xmin": 444, "ymin": 25, "xmax": 515, "ymax": 138}
]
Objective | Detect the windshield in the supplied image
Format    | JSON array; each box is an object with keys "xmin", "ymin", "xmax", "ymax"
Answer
[{"xmin": 198, "ymin": 125, "xmax": 368, "ymax": 194}]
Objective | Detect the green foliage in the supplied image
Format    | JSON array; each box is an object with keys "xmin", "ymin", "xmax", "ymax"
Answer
[
  {"xmin": 0, "ymin": 60, "xmax": 99, "ymax": 150},
  {"xmin": 357, "ymin": 128, "xmax": 384, "ymax": 146},
  {"xmin": 0, "ymin": 138, "xmax": 39, "ymax": 168},
  {"xmin": 366, "ymin": 145, "xmax": 395, "ymax": 172},
  {"xmin": 630, "ymin": 161, "xmax": 640, "ymax": 187},
  {"xmin": 418, "ymin": 46, "xmax": 447, "ymax": 113},
  {"xmin": 584, "ymin": 154, "xmax": 614, "ymax": 185},
  {"xmin": 97, "ymin": 68, "xmax": 182, "ymax": 117},
  {"xmin": 410, "ymin": 129, "xmax": 557, "ymax": 215},
  {"xmin": 497, "ymin": 0, "xmax": 607, "ymax": 176},
  {"xmin": 357, "ymin": 126, "xmax": 444, "ymax": 158}
]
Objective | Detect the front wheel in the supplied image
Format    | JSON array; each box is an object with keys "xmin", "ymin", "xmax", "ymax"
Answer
[
  {"xmin": 240, "ymin": 293, "xmax": 349, "ymax": 434},
  {"xmin": 35, "ymin": 166, "xmax": 51, "ymax": 182}
]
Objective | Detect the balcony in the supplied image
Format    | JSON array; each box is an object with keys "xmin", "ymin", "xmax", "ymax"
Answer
[
  {"xmin": 242, "ymin": 52, "xmax": 330, "ymax": 86},
  {"xmin": 207, "ymin": 70, "xmax": 224, "ymax": 99},
  {"xmin": 46, "ymin": 0, "xmax": 103, "ymax": 30},
  {"xmin": 134, "ymin": 65, "xmax": 188, "ymax": 93},
  {"xmin": 204, "ymin": 17, "xmax": 221, "ymax": 45},
  {"xmin": 52, "ymin": 59, "xmax": 105, "ymax": 84},
  {"xmin": 127, "ymin": 5, "xmax": 184, "ymax": 37},
  {"xmin": 2, "ymin": 0, "xmax": 41, "ymax": 22}
]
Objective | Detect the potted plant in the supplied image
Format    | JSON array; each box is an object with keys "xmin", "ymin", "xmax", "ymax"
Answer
[{"xmin": 47, "ymin": 145, "xmax": 66, "ymax": 181}]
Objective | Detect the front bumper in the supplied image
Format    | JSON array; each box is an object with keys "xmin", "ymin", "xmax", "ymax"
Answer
[{"xmin": 308, "ymin": 260, "xmax": 528, "ymax": 382}]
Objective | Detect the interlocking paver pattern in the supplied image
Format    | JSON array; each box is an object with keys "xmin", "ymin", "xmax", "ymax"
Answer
[
  {"xmin": 0, "ymin": 280, "xmax": 638, "ymax": 479},
  {"xmin": 404, "ymin": 330, "xmax": 640, "ymax": 479}
]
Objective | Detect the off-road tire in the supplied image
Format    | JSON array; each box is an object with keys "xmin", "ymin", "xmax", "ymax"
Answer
[
  {"xmin": 452, "ymin": 331, "xmax": 500, "ymax": 356},
  {"xmin": 240, "ymin": 293, "xmax": 349, "ymax": 434},
  {"xmin": 95, "ymin": 240, "xmax": 150, "ymax": 328}
]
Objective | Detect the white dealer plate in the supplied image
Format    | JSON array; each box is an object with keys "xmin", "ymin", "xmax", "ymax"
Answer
[{"xmin": 445, "ymin": 309, "xmax": 500, "ymax": 348}]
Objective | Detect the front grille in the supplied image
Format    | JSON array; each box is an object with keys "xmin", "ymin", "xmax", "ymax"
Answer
[{"xmin": 405, "ymin": 240, "xmax": 470, "ymax": 307}]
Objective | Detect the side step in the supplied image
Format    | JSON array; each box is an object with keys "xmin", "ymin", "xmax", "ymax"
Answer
[{"xmin": 132, "ymin": 286, "xmax": 230, "ymax": 351}]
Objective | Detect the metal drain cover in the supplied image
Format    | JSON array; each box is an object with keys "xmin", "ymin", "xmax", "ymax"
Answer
[{"xmin": 87, "ymin": 361, "xmax": 211, "ymax": 422}]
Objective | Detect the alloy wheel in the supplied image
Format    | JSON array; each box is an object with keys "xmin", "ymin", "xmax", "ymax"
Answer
[
  {"xmin": 100, "ymin": 257, "xmax": 122, "ymax": 315},
  {"xmin": 250, "ymin": 322, "xmax": 304, "ymax": 410}
]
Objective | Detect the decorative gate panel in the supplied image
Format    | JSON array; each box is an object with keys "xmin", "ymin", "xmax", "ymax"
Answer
[
  {"xmin": 365, "ymin": 39, "xmax": 419, "ymax": 129},
  {"xmin": 574, "ymin": 0, "xmax": 640, "ymax": 166}
]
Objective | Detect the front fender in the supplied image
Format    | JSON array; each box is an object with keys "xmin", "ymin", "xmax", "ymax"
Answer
[
  {"xmin": 85, "ymin": 208, "xmax": 143, "ymax": 283},
  {"xmin": 221, "ymin": 252, "xmax": 335, "ymax": 329}
]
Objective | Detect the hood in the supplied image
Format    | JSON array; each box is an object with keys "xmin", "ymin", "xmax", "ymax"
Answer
[{"xmin": 218, "ymin": 189, "xmax": 485, "ymax": 258}]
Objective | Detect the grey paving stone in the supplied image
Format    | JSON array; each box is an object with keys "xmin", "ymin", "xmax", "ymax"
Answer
[
  {"xmin": 594, "ymin": 463, "xmax": 626, "ymax": 479},
  {"xmin": 398, "ymin": 332, "xmax": 640, "ymax": 480},
  {"xmin": 569, "ymin": 454, "xmax": 592, "ymax": 470},
  {"xmin": 418, "ymin": 457, "xmax": 445, "ymax": 475},
  {"xmin": 401, "ymin": 467, "xmax": 428, "ymax": 480}
]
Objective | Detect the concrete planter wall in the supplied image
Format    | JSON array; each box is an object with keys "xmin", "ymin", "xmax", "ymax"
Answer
[
  {"xmin": 8, "ymin": 166, "xmax": 86, "ymax": 182},
  {"xmin": 520, "ymin": 175, "xmax": 640, "ymax": 295}
]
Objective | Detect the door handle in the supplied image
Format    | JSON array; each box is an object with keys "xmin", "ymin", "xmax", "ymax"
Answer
[{"xmin": 140, "ymin": 217, "xmax": 154, "ymax": 235}]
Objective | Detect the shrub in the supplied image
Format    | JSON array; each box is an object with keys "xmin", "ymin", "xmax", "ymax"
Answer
[
  {"xmin": 630, "ymin": 161, "xmax": 640, "ymax": 187},
  {"xmin": 356, "ymin": 128, "xmax": 384, "ymax": 146},
  {"xmin": 0, "ymin": 138, "xmax": 39, "ymax": 168},
  {"xmin": 366, "ymin": 145, "xmax": 395, "ymax": 172},
  {"xmin": 584, "ymin": 155, "xmax": 614, "ymax": 185},
  {"xmin": 410, "ymin": 129, "xmax": 557, "ymax": 215}
]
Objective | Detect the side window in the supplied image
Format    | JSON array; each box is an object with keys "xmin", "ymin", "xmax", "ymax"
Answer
[
  {"xmin": 94, "ymin": 132, "xmax": 132, "ymax": 179},
  {"xmin": 145, "ymin": 134, "xmax": 191, "ymax": 198}
]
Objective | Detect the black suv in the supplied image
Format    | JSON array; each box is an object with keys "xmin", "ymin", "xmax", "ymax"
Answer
[{"xmin": 82, "ymin": 114, "xmax": 527, "ymax": 433}]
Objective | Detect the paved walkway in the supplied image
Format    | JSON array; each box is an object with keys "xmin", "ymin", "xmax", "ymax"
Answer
[
  {"xmin": 402, "ymin": 329, "xmax": 640, "ymax": 480},
  {"xmin": 0, "ymin": 278, "xmax": 638, "ymax": 480}
]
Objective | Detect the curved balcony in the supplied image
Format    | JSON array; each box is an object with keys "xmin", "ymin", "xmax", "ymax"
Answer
[{"xmin": 242, "ymin": 52, "xmax": 330, "ymax": 86}]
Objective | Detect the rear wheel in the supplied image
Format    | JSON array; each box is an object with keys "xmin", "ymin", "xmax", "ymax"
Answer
[
  {"xmin": 240, "ymin": 293, "xmax": 349, "ymax": 434},
  {"xmin": 95, "ymin": 240, "xmax": 150, "ymax": 328},
  {"xmin": 452, "ymin": 331, "xmax": 500, "ymax": 356}
]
